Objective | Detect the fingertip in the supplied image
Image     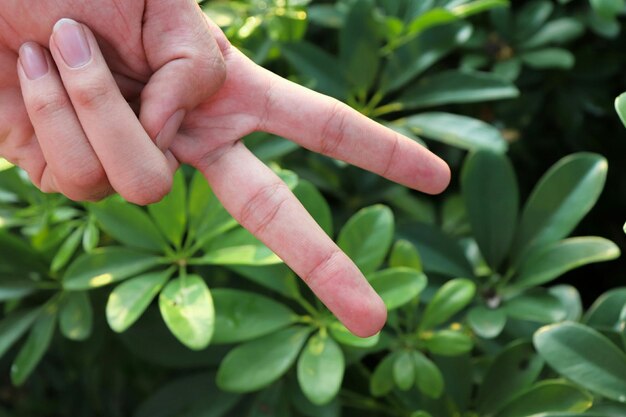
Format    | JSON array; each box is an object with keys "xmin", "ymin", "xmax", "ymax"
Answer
[
  {"xmin": 426, "ymin": 157, "xmax": 452, "ymax": 195},
  {"xmin": 343, "ymin": 294, "xmax": 388, "ymax": 338}
]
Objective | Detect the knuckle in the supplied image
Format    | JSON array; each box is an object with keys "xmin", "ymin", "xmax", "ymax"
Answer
[
  {"xmin": 239, "ymin": 182, "xmax": 290, "ymax": 235},
  {"xmin": 69, "ymin": 80, "xmax": 112, "ymax": 110},
  {"xmin": 319, "ymin": 101, "xmax": 349, "ymax": 156},
  {"xmin": 304, "ymin": 250, "xmax": 343, "ymax": 287},
  {"xmin": 30, "ymin": 90, "xmax": 72, "ymax": 118}
]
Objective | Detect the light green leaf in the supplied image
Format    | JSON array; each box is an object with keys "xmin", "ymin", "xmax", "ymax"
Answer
[
  {"xmin": 420, "ymin": 278, "xmax": 476, "ymax": 331},
  {"xmin": 11, "ymin": 307, "xmax": 56, "ymax": 386},
  {"xmin": 51, "ymin": 226, "xmax": 84, "ymax": 272},
  {"xmin": 504, "ymin": 290, "xmax": 567, "ymax": 323},
  {"xmin": 328, "ymin": 321, "xmax": 380, "ymax": 348},
  {"xmin": 397, "ymin": 70, "xmax": 519, "ymax": 110},
  {"xmin": 107, "ymin": 269, "xmax": 172, "ymax": 333},
  {"xmin": 477, "ymin": 341, "xmax": 544, "ymax": 415},
  {"xmin": 389, "ymin": 239, "xmax": 423, "ymax": 271},
  {"xmin": 89, "ymin": 198, "xmax": 169, "ymax": 252},
  {"xmin": 521, "ymin": 48, "xmax": 575, "ymax": 70},
  {"xmin": 513, "ymin": 153, "xmax": 608, "ymax": 256},
  {"xmin": 338, "ymin": 205, "xmax": 394, "ymax": 274},
  {"xmin": 534, "ymin": 322, "xmax": 626, "ymax": 403},
  {"xmin": 412, "ymin": 351, "xmax": 444, "ymax": 398},
  {"xmin": 63, "ymin": 248, "xmax": 160, "ymax": 290},
  {"xmin": 494, "ymin": 380, "xmax": 593, "ymax": 417},
  {"xmin": 521, "ymin": 18, "xmax": 585, "ymax": 49},
  {"xmin": 212, "ymin": 289, "xmax": 297, "ymax": 344},
  {"xmin": 0, "ymin": 309, "xmax": 40, "ymax": 360},
  {"xmin": 405, "ymin": 112, "xmax": 507, "ymax": 153},
  {"xmin": 424, "ymin": 330, "xmax": 473, "ymax": 356},
  {"xmin": 468, "ymin": 306, "xmax": 507, "ymax": 339},
  {"xmin": 217, "ymin": 326, "xmax": 310, "ymax": 392},
  {"xmin": 584, "ymin": 288, "xmax": 626, "ymax": 329},
  {"xmin": 393, "ymin": 351, "xmax": 415, "ymax": 391},
  {"xmin": 368, "ymin": 268, "xmax": 427, "ymax": 310},
  {"xmin": 549, "ymin": 285, "xmax": 583, "ymax": 322},
  {"xmin": 370, "ymin": 352, "xmax": 397, "ymax": 397},
  {"xmin": 462, "ymin": 150, "xmax": 519, "ymax": 270},
  {"xmin": 297, "ymin": 332, "xmax": 345, "ymax": 405},
  {"xmin": 199, "ymin": 228, "xmax": 281, "ymax": 266},
  {"xmin": 0, "ymin": 280, "xmax": 39, "ymax": 302},
  {"xmin": 82, "ymin": 219, "xmax": 99, "ymax": 253},
  {"xmin": 148, "ymin": 170, "xmax": 186, "ymax": 248},
  {"xmin": 514, "ymin": 237, "xmax": 620, "ymax": 289},
  {"xmin": 59, "ymin": 292, "xmax": 92, "ymax": 341},
  {"xmin": 159, "ymin": 275, "xmax": 215, "ymax": 350},
  {"xmin": 293, "ymin": 180, "xmax": 333, "ymax": 237},
  {"xmin": 591, "ymin": 0, "xmax": 625, "ymax": 19}
]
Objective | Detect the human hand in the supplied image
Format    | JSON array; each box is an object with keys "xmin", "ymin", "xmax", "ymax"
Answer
[
  {"xmin": 15, "ymin": 19, "xmax": 450, "ymax": 337},
  {"xmin": 0, "ymin": 0, "xmax": 224, "ymax": 203}
]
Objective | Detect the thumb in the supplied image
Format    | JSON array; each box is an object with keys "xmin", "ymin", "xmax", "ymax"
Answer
[{"xmin": 140, "ymin": 0, "xmax": 227, "ymax": 150}]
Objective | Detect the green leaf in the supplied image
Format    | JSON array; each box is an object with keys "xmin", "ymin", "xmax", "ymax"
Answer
[
  {"xmin": 212, "ymin": 289, "xmax": 297, "ymax": 344},
  {"xmin": 412, "ymin": 351, "xmax": 444, "ymax": 398},
  {"xmin": 397, "ymin": 70, "xmax": 519, "ymax": 110},
  {"xmin": 59, "ymin": 292, "xmax": 92, "ymax": 341},
  {"xmin": 514, "ymin": 237, "xmax": 620, "ymax": 289},
  {"xmin": 63, "ymin": 248, "xmax": 160, "ymax": 290},
  {"xmin": 520, "ymin": 18, "xmax": 585, "ymax": 49},
  {"xmin": 339, "ymin": 0, "xmax": 380, "ymax": 93},
  {"xmin": 494, "ymin": 380, "xmax": 593, "ymax": 417},
  {"xmin": 534, "ymin": 322, "xmax": 626, "ymax": 403},
  {"xmin": 504, "ymin": 290, "xmax": 567, "ymax": 323},
  {"xmin": 328, "ymin": 321, "xmax": 380, "ymax": 348},
  {"xmin": 477, "ymin": 341, "xmax": 545, "ymax": 415},
  {"xmin": 591, "ymin": 0, "xmax": 625, "ymax": 18},
  {"xmin": 370, "ymin": 352, "xmax": 397, "ymax": 397},
  {"xmin": 389, "ymin": 239, "xmax": 423, "ymax": 271},
  {"xmin": 51, "ymin": 226, "xmax": 84, "ymax": 272},
  {"xmin": 405, "ymin": 112, "xmax": 508, "ymax": 153},
  {"xmin": 616, "ymin": 93, "xmax": 626, "ymax": 129},
  {"xmin": 228, "ymin": 264, "xmax": 300, "ymax": 300},
  {"xmin": 549, "ymin": 285, "xmax": 583, "ymax": 322},
  {"xmin": 297, "ymin": 332, "xmax": 345, "ymax": 405},
  {"xmin": 382, "ymin": 22, "xmax": 472, "ymax": 93},
  {"xmin": 11, "ymin": 307, "xmax": 56, "ymax": 386},
  {"xmin": 106, "ymin": 269, "xmax": 172, "ymax": 333},
  {"xmin": 514, "ymin": 0, "xmax": 554, "ymax": 39},
  {"xmin": 468, "ymin": 306, "xmax": 507, "ymax": 339},
  {"xmin": 159, "ymin": 275, "xmax": 215, "ymax": 350},
  {"xmin": 148, "ymin": 170, "xmax": 186, "ymax": 248},
  {"xmin": 513, "ymin": 153, "xmax": 608, "ymax": 256},
  {"xmin": 451, "ymin": 0, "xmax": 509, "ymax": 17},
  {"xmin": 0, "ymin": 280, "xmax": 39, "ymax": 302},
  {"xmin": 338, "ymin": 205, "xmax": 394, "ymax": 274},
  {"xmin": 199, "ymin": 228, "xmax": 282, "ymax": 266},
  {"xmin": 89, "ymin": 198, "xmax": 169, "ymax": 252},
  {"xmin": 217, "ymin": 326, "xmax": 310, "ymax": 392},
  {"xmin": 0, "ymin": 309, "xmax": 40, "ymax": 360},
  {"xmin": 584, "ymin": 288, "xmax": 626, "ymax": 329},
  {"xmin": 293, "ymin": 180, "xmax": 333, "ymax": 237},
  {"xmin": 367, "ymin": 268, "xmax": 427, "ymax": 310},
  {"xmin": 424, "ymin": 330, "xmax": 473, "ymax": 356},
  {"xmin": 461, "ymin": 150, "xmax": 519, "ymax": 270},
  {"xmin": 521, "ymin": 48, "xmax": 575, "ymax": 70},
  {"xmin": 398, "ymin": 222, "xmax": 474, "ymax": 278},
  {"xmin": 420, "ymin": 278, "xmax": 476, "ymax": 331},
  {"xmin": 393, "ymin": 351, "xmax": 416, "ymax": 391},
  {"xmin": 281, "ymin": 42, "xmax": 348, "ymax": 99},
  {"xmin": 82, "ymin": 219, "xmax": 99, "ymax": 252}
]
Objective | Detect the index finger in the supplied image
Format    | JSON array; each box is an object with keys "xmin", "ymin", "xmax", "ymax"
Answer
[{"xmin": 255, "ymin": 67, "xmax": 451, "ymax": 195}]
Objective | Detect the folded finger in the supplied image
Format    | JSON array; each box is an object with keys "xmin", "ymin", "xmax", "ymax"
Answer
[
  {"xmin": 17, "ymin": 42, "xmax": 112, "ymax": 201},
  {"xmin": 196, "ymin": 142, "xmax": 387, "ymax": 337},
  {"xmin": 48, "ymin": 19, "xmax": 171, "ymax": 205}
]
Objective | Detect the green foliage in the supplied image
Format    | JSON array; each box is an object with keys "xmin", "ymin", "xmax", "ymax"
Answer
[{"xmin": 1, "ymin": 0, "xmax": 625, "ymax": 416}]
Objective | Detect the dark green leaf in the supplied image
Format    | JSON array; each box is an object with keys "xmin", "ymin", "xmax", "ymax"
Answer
[
  {"xmin": 0, "ymin": 309, "xmax": 40, "ymax": 360},
  {"xmin": 468, "ymin": 306, "xmax": 507, "ymax": 339},
  {"xmin": 412, "ymin": 351, "xmax": 444, "ymax": 398},
  {"xmin": 591, "ymin": 0, "xmax": 625, "ymax": 19},
  {"xmin": 504, "ymin": 290, "xmax": 567, "ymax": 323},
  {"xmin": 549, "ymin": 285, "xmax": 583, "ymax": 322},
  {"xmin": 212, "ymin": 289, "xmax": 297, "ymax": 344},
  {"xmin": 228, "ymin": 264, "xmax": 300, "ymax": 300},
  {"xmin": 63, "ymin": 248, "xmax": 160, "ymax": 290},
  {"xmin": 389, "ymin": 239, "xmax": 423, "ymax": 271},
  {"xmin": 405, "ymin": 112, "xmax": 507, "ymax": 153},
  {"xmin": 521, "ymin": 18, "xmax": 585, "ymax": 49},
  {"xmin": 159, "ymin": 275, "xmax": 215, "ymax": 350},
  {"xmin": 462, "ymin": 150, "xmax": 519, "ymax": 270},
  {"xmin": 107, "ymin": 269, "xmax": 172, "ymax": 333},
  {"xmin": 521, "ymin": 48, "xmax": 575, "ymax": 70},
  {"xmin": 89, "ymin": 198, "xmax": 169, "ymax": 252},
  {"xmin": 420, "ymin": 278, "xmax": 476, "ymax": 330},
  {"xmin": 534, "ymin": 322, "xmax": 626, "ymax": 403},
  {"xmin": 0, "ymin": 280, "xmax": 39, "ymax": 302},
  {"xmin": 148, "ymin": 170, "xmax": 186, "ymax": 248},
  {"xmin": 297, "ymin": 332, "xmax": 345, "ymax": 405},
  {"xmin": 514, "ymin": 237, "xmax": 620, "ymax": 289},
  {"xmin": 368, "ymin": 268, "xmax": 427, "ymax": 310},
  {"xmin": 59, "ymin": 292, "xmax": 92, "ymax": 341},
  {"xmin": 217, "ymin": 326, "xmax": 310, "ymax": 392},
  {"xmin": 338, "ymin": 205, "xmax": 394, "ymax": 274},
  {"xmin": 370, "ymin": 352, "xmax": 397, "ymax": 397},
  {"xmin": 424, "ymin": 330, "xmax": 473, "ymax": 356},
  {"xmin": 584, "ymin": 288, "xmax": 626, "ymax": 329},
  {"xmin": 11, "ymin": 307, "xmax": 56, "ymax": 386}
]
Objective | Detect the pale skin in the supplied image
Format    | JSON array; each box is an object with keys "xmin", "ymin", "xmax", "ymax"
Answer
[{"xmin": 4, "ymin": 2, "xmax": 451, "ymax": 337}]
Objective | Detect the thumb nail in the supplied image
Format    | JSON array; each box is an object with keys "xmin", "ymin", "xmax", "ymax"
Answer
[{"xmin": 155, "ymin": 109, "xmax": 185, "ymax": 150}]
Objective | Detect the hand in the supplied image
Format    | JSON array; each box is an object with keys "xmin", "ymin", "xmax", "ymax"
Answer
[
  {"xmin": 15, "ymin": 19, "xmax": 450, "ymax": 337},
  {"xmin": 0, "ymin": 0, "xmax": 225, "ymax": 203}
]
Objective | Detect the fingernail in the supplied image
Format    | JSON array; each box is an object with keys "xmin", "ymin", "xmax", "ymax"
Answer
[
  {"xmin": 20, "ymin": 43, "xmax": 49, "ymax": 80},
  {"xmin": 53, "ymin": 18, "xmax": 91, "ymax": 68},
  {"xmin": 155, "ymin": 110, "xmax": 186, "ymax": 150}
]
